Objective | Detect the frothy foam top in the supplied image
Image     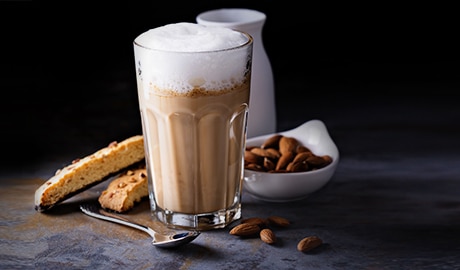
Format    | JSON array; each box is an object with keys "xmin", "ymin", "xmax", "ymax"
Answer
[
  {"xmin": 134, "ymin": 23, "xmax": 252, "ymax": 95},
  {"xmin": 135, "ymin": 22, "xmax": 248, "ymax": 52}
]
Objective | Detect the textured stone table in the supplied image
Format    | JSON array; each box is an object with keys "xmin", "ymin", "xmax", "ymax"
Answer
[{"xmin": 2, "ymin": 178, "xmax": 325, "ymax": 269}]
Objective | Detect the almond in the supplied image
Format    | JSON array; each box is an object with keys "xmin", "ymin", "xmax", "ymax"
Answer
[
  {"xmin": 265, "ymin": 148, "xmax": 281, "ymax": 159},
  {"xmin": 250, "ymin": 147, "xmax": 281, "ymax": 161},
  {"xmin": 292, "ymin": 152, "xmax": 312, "ymax": 164},
  {"xmin": 306, "ymin": 155, "xmax": 328, "ymax": 168},
  {"xmin": 275, "ymin": 151, "xmax": 294, "ymax": 170},
  {"xmin": 117, "ymin": 182, "xmax": 127, "ymax": 188},
  {"xmin": 229, "ymin": 223, "xmax": 261, "ymax": 236},
  {"xmin": 250, "ymin": 147, "xmax": 268, "ymax": 157},
  {"xmin": 267, "ymin": 216, "xmax": 290, "ymax": 227},
  {"xmin": 244, "ymin": 150, "xmax": 263, "ymax": 165},
  {"xmin": 297, "ymin": 236, "xmax": 322, "ymax": 252},
  {"xmin": 321, "ymin": 155, "xmax": 333, "ymax": 165},
  {"xmin": 260, "ymin": 228, "xmax": 276, "ymax": 244},
  {"xmin": 296, "ymin": 145, "xmax": 312, "ymax": 153},
  {"xmin": 240, "ymin": 217, "xmax": 267, "ymax": 227},
  {"xmin": 287, "ymin": 161, "xmax": 309, "ymax": 172},
  {"xmin": 245, "ymin": 163, "xmax": 265, "ymax": 171},
  {"xmin": 261, "ymin": 134, "xmax": 283, "ymax": 149},
  {"xmin": 279, "ymin": 136, "xmax": 298, "ymax": 155}
]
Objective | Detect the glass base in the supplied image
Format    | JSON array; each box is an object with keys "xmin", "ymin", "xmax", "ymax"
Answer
[{"xmin": 150, "ymin": 202, "xmax": 242, "ymax": 231}]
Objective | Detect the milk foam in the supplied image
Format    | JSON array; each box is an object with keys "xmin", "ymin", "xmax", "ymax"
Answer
[
  {"xmin": 134, "ymin": 22, "xmax": 252, "ymax": 95},
  {"xmin": 135, "ymin": 22, "xmax": 248, "ymax": 52}
]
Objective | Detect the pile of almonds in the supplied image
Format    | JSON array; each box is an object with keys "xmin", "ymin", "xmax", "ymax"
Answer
[
  {"xmin": 244, "ymin": 134, "xmax": 333, "ymax": 173},
  {"xmin": 229, "ymin": 215, "xmax": 323, "ymax": 252}
]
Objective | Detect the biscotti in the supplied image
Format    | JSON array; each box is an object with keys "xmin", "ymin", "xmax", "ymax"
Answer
[
  {"xmin": 98, "ymin": 165, "xmax": 148, "ymax": 213},
  {"xmin": 34, "ymin": 135, "xmax": 145, "ymax": 212}
]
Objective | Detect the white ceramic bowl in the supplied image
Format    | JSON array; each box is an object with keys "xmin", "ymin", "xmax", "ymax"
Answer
[{"xmin": 243, "ymin": 119, "xmax": 339, "ymax": 202}]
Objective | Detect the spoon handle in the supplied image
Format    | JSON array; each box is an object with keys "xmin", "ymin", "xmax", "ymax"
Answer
[{"xmin": 80, "ymin": 203, "xmax": 156, "ymax": 239}]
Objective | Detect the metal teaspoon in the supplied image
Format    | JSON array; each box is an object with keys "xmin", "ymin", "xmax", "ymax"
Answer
[{"xmin": 80, "ymin": 203, "xmax": 200, "ymax": 248}]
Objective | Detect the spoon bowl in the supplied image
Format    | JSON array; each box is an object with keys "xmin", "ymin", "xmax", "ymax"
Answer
[{"xmin": 80, "ymin": 203, "xmax": 200, "ymax": 248}]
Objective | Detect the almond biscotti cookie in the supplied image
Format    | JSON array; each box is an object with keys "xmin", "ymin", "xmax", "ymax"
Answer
[
  {"xmin": 34, "ymin": 135, "xmax": 145, "ymax": 212},
  {"xmin": 98, "ymin": 165, "xmax": 148, "ymax": 213}
]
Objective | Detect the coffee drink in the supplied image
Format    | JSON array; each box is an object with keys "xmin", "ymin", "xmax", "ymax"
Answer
[{"xmin": 134, "ymin": 23, "xmax": 253, "ymax": 229}]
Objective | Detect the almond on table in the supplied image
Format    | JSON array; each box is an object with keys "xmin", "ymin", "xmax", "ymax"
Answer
[
  {"xmin": 260, "ymin": 228, "xmax": 276, "ymax": 244},
  {"xmin": 267, "ymin": 216, "xmax": 290, "ymax": 227},
  {"xmin": 229, "ymin": 223, "xmax": 261, "ymax": 236},
  {"xmin": 297, "ymin": 236, "xmax": 323, "ymax": 252}
]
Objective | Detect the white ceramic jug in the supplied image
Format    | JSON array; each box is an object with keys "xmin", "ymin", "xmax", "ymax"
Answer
[{"xmin": 197, "ymin": 8, "xmax": 277, "ymax": 138}]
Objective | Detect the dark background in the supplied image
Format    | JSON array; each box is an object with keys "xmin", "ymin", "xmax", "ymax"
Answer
[{"xmin": 1, "ymin": 1, "xmax": 459, "ymax": 175}]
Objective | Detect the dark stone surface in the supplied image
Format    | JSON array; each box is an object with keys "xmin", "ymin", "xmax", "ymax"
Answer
[{"xmin": 2, "ymin": 1, "xmax": 460, "ymax": 269}]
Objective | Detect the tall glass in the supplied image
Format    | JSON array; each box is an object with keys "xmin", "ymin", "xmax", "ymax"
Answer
[{"xmin": 133, "ymin": 23, "xmax": 253, "ymax": 230}]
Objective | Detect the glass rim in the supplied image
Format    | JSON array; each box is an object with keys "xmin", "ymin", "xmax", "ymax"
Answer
[{"xmin": 133, "ymin": 29, "xmax": 253, "ymax": 54}]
